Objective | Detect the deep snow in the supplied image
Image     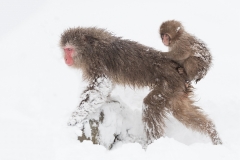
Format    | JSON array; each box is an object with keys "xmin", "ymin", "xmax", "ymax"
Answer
[{"xmin": 0, "ymin": 0, "xmax": 239, "ymax": 160}]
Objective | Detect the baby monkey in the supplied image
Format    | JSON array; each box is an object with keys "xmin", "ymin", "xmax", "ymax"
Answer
[{"xmin": 159, "ymin": 20, "xmax": 212, "ymax": 85}]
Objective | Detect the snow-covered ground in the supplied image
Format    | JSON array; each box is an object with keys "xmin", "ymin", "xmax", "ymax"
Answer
[{"xmin": 0, "ymin": 0, "xmax": 239, "ymax": 159}]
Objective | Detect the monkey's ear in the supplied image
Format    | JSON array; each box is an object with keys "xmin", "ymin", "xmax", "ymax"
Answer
[
  {"xmin": 176, "ymin": 27, "xmax": 181, "ymax": 33},
  {"xmin": 84, "ymin": 35, "xmax": 98, "ymax": 45}
]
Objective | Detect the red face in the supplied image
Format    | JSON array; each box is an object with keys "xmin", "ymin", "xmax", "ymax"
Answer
[
  {"xmin": 161, "ymin": 34, "xmax": 171, "ymax": 46},
  {"xmin": 63, "ymin": 47, "xmax": 75, "ymax": 66}
]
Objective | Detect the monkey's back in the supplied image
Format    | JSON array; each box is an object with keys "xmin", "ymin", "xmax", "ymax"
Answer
[
  {"xmin": 91, "ymin": 37, "xmax": 185, "ymax": 90},
  {"xmin": 61, "ymin": 27, "xmax": 186, "ymax": 90},
  {"xmin": 179, "ymin": 32, "xmax": 212, "ymax": 82}
]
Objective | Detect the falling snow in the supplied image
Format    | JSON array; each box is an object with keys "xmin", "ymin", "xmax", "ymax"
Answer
[{"xmin": 0, "ymin": 0, "xmax": 240, "ymax": 160}]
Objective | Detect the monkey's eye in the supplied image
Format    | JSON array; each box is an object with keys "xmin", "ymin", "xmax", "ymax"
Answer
[
  {"xmin": 161, "ymin": 34, "xmax": 169, "ymax": 39},
  {"xmin": 64, "ymin": 48, "xmax": 73, "ymax": 52},
  {"xmin": 161, "ymin": 34, "xmax": 164, "ymax": 39}
]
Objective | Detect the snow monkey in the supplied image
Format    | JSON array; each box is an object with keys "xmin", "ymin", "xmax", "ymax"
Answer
[
  {"xmin": 160, "ymin": 20, "xmax": 212, "ymax": 84},
  {"xmin": 60, "ymin": 27, "xmax": 222, "ymax": 145}
]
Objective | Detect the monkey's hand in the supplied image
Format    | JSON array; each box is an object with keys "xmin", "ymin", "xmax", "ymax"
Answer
[
  {"xmin": 177, "ymin": 67, "xmax": 184, "ymax": 74},
  {"xmin": 195, "ymin": 78, "xmax": 201, "ymax": 84},
  {"xmin": 185, "ymin": 81, "xmax": 190, "ymax": 88},
  {"xmin": 158, "ymin": 52, "xmax": 167, "ymax": 58}
]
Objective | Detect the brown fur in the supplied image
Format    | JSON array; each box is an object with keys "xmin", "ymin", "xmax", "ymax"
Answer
[
  {"xmin": 60, "ymin": 27, "xmax": 222, "ymax": 145},
  {"xmin": 160, "ymin": 20, "xmax": 212, "ymax": 83}
]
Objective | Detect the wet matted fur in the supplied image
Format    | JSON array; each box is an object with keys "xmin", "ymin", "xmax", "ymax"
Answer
[
  {"xmin": 160, "ymin": 20, "xmax": 212, "ymax": 83},
  {"xmin": 60, "ymin": 27, "xmax": 222, "ymax": 145}
]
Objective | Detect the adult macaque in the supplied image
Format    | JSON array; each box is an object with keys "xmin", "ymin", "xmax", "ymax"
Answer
[
  {"xmin": 160, "ymin": 20, "xmax": 212, "ymax": 83},
  {"xmin": 60, "ymin": 27, "xmax": 222, "ymax": 145}
]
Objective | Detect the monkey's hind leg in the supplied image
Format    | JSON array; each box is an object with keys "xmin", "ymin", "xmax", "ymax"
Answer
[
  {"xmin": 169, "ymin": 92, "xmax": 222, "ymax": 145},
  {"xmin": 142, "ymin": 88, "xmax": 168, "ymax": 143}
]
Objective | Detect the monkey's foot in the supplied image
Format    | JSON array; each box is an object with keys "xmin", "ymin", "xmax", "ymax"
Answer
[
  {"xmin": 206, "ymin": 123, "xmax": 223, "ymax": 145},
  {"xmin": 144, "ymin": 121, "xmax": 164, "ymax": 145},
  {"xmin": 213, "ymin": 137, "xmax": 222, "ymax": 145},
  {"xmin": 210, "ymin": 132, "xmax": 223, "ymax": 145},
  {"xmin": 145, "ymin": 130, "xmax": 163, "ymax": 144}
]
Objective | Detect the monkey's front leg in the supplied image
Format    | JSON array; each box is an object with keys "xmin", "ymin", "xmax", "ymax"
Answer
[{"xmin": 68, "ymin": 75, "xmax": 113, "ymax": 126}]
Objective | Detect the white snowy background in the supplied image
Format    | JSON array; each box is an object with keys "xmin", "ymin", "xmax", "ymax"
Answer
[{"xmin": 0, "ymin": 0, "xmax": 239, "ymax": 159}]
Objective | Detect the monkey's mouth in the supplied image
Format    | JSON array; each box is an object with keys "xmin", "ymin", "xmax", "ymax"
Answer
[
  {"xmin": 63, "ymin": 45, "xmax": 75, "ymax": 66},
  {"xmin": 64, "ymin": 56, "xmax": 74, "ymax": 66}
]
